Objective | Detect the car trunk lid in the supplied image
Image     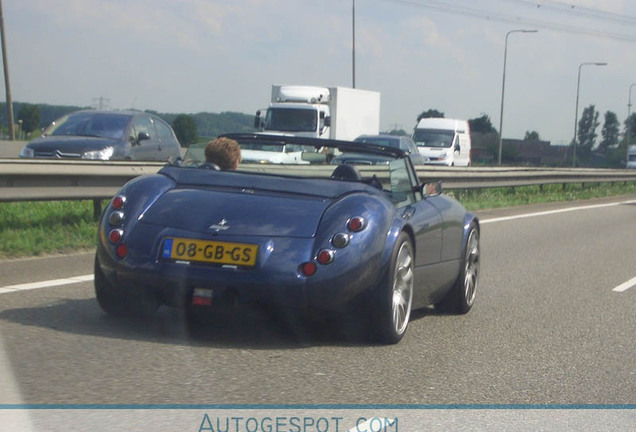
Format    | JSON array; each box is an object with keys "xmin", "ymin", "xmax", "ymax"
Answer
[{"xmin": 140, "ymin": 188, "xmax": 330, "ymax": 237}]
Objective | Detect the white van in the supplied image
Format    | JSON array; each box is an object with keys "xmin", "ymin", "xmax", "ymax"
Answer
[
  {"xmin": 627, "ymin": 145, "xmax": 636, "ymax": 169},
  {"xmin": 412, "ymin": 118, "xmax": 471, "ymax": 166}
]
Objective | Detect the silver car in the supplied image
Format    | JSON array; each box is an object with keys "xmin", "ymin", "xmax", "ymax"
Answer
[{"xmin": 20, "ymin": 110, "xmax": 182, "ymax": 162}]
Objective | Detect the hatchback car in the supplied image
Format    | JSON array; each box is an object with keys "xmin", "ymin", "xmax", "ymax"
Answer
[
  {"xmin": 19, "ymin": 110, "xmax": 182, "ymax": 162},
  {"xmin": 331, "ymin": 134, "xmax": 425, "ymax": 165}
]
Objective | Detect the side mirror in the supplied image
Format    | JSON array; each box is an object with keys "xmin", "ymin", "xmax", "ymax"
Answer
[
  {"xmin": 254, "ymin": 109, "xmax": 267, "ymax": 129},
  {"xmin": 137, "ymin": 132, "xmax": 150, "ymax": 143},
  {"xmin": 324, "ymin": 116, "xmax": 331, "ymax": 127}
]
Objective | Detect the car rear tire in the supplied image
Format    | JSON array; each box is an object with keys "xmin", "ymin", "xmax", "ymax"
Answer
[
  {"xmin": 372, "ymin": 232, "xmax": 414, "ymax": 344},
  {"xmin": 437, "ymin": 222, "xmax": 479, "ymax": 314},
  {"xmin": 94, "ymin": 256, "xmax": 158, "ymax": 318}
]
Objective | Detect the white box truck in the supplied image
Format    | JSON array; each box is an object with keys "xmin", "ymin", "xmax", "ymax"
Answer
[
  {"xmin": 412, "ymin": 118, "xmax": 472, "ymax": 166},
  {"xmin": 627, "ymin": 145, "xmax": 636, "ymax": 169},
  {"xmin": 254, "ymin": 85, "xmax": 380, "ymax": 141}
]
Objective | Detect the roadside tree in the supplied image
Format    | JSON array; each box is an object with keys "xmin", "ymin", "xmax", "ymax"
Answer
[
  {"xmin": 469, "ymin": 114, "xmax": 496, "ymax": 133},
  {"xmin": 576, "ymin": 105, "xmax": 599, "ymax": 164},
  {"xmin": 416, "ymin": 109, "xmax": 444, "ymax": 122},
  {"xmin": 605, "ymin": 112, "xmax": 636, "ymax": 168},
  {"xmin": 469, "ymin": 114, "xmax": 498, "ymax": 163},
  {"xmin": 624, "ymin": 113, "xmax": 636, "ymax": 146},
  {"xmin": 172, "ymin": 114, "xmax": 198, "ymax": 146},
  {"xmin": 17, "ymin": 104, "xmax": 41, "ymax": 135},
  {"xmin": 524, "ymin": 130, "xmax": 541, "ymax": 141},
  {"xmin": 599, "ymin": 111, "xmax": 619, "ymax": 154}
]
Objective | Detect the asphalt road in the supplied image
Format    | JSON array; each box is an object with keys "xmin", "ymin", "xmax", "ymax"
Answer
[{"xmin": 0, "ymin": 196, "xmax": 634, "ymax": 410}]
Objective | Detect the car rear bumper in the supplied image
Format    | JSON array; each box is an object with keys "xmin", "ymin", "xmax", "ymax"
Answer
[{"xmin": 97, "ymin": 249, "xmax": 383, "ymax": 313}]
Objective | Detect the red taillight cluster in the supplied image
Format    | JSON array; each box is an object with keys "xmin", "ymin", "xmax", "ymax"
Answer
[
  {"xmin": 300, "ymin": 262, "xmax": 317, "ymax": 277},
  {"xmin": 347, "ymin": 216, "xmax": 366, "ymax": 232},
  {"xmin": 108, "ymin": 229, "xmax": 123, "ymax": 243},
  {"xmin": 316, "ymin": 249, "xmax": 334, "ymax": 265},
  {"xmin": 107, "ymin": 195, "xmax": 127, "ymax": 258},
  {"xmin": 299, "ymin": 216, "xmax": 366, "ymax": 277},
  {"xmin": 112, "ymin": 195, "xmax": 126, "ymax": 210}
]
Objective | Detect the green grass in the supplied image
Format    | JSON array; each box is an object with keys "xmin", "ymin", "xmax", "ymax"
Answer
[
  {"xmin": 0, "ymin": 201, "xmax": 101, "ymax": 259},
  {"xmin": 450, "ymin": 182, "xmax": 636, "ymax": 210},
  {"xmin": 1, "ymin": 182, "xmax": 635, "ymax": 259}
]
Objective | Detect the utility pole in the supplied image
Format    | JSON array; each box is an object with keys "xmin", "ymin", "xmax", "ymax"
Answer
[
  {"xmin": 352, "ymin": 0, "xmax": 356, "ymax": 88},
  {"xmin": 497, "ymin": 29, "xmax": 537, "ymax": 165},
  {"xmin": 0, "ymin": 0, "xmax": 15, "ymax": 140}
]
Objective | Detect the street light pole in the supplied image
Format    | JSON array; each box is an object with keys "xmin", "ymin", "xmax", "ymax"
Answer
[
  {"xmin": 352, "ymin": 0, "xmax": 356, "ymax": 88},
  {"xmin": 498, "ymin": 29, "xmax": 537, "ymax": 165},
  {"xmin": 572, "ymin": 62, "xmax": 607, "ymax": 167}
]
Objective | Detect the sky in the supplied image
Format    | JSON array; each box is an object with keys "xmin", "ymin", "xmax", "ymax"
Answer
[{"xmin": 3, "ymin": 0, "xmax": 636, "ymax": 145}]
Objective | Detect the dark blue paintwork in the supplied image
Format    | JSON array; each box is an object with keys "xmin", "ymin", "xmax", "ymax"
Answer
[{"xmin": 95, "ymin": 134, "xmax": 478, "ymax": 314}]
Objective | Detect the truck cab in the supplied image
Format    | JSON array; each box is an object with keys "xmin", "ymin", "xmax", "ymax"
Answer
[
  {"xmin": 254, "ymin": 85, "xmax": 380, "ymax": 142},
  {"xmin": 255, "ymin": 86, "xmax": 332, "ymax": 139}
]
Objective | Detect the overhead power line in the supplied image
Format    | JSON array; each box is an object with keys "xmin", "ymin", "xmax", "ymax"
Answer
[
  {"xmin": 377, "ymin": 0, "xmax": 636, "ymax": 41},
  {"xmin": 501, "ymin": 0, "xmax": 636, "ymax": 25}
]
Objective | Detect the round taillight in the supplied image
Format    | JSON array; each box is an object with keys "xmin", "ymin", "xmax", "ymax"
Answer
[
  {"xmin": 116, "ymin": 244, "xmax": 128, "ymax": 258},
  {"xmin": 347, "ymin": 216, "xmax": 366, "ymax": 232},
  {"xmin": 112, "ymin": 195, "xmax": 126, "ymax": 210},
  {"xmin": 300, "ymin": 262, "xmax": 317, "ymax": 277},
  {"xmin": 331, "ymin": 233, "xmax": 350, "ymax": 248},
  {"xmin": 108, "ymin": 229, "xmax": 123, "ymax": 244},
  {"xmin": 109, "ymin": 211, "xmax": 124, "ymax": 225},
  {"xmin": 317, "ymin": 249, "xmax": 334, "ymax": 265}
]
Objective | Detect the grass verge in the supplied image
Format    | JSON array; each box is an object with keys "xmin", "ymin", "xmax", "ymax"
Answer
[
  {"xmin": 1, "ymin": 182, "xmax": 635, "ymax": 259},
  {"xmin": 451, "ymin": 182, "xmax": 636, "ymax": 210},
  {"xmin": 0, "ymin": 200, "xmax": 103, "ymax": 259}
]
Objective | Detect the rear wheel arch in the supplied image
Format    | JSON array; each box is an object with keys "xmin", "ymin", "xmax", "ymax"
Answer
[{"xmin": 94, "ymin": 255, "xmax": 158, "ymax": 318}]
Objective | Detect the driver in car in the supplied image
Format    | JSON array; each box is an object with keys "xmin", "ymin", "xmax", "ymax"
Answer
[{"xmin": 204, "ymin": 137, "xmax": 242, "ymax": 170}]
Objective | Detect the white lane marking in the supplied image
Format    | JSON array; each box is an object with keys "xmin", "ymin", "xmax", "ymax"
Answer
[
  {"xmin": 480, "ymin": 199, "xmax": 636, "ymax": 224},
  {"xmin": 612, "ymin": 276, "xmax": 636, "ymax": 293},
  {"xmin": 1, "ymin": 200, "xmax": 634, "ymax": 295},
  {"xmin": 0, "ymin": 274, "xmax": 93, "ymax": 294},
  {"xmin": 480, "ymin": 199, "xmax": 636, "ymax": 294}
]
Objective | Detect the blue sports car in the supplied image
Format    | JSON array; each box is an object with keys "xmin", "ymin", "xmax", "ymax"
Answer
[{"xmin": 94, "ymin": 133, "xmax": 480, "ymax": 344}]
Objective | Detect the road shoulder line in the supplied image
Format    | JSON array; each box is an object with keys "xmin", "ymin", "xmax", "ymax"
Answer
[
  {"xmin": 612, "ymin": 276, "xmax": 636, "ymax": 293},
  {"xmin": 0, "ymin": 275, "xmax": 93, "ymax": 293}
]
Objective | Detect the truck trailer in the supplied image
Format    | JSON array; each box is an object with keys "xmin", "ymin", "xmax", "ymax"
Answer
[{"xmin": 254, "ymin": 85, "xmax": 381, "ymax": 141}]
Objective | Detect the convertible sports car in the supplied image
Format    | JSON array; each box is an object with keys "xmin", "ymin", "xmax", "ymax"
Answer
[{"xmin": 94, "ymin": 133, "xmax": 480, "ymax": 344}]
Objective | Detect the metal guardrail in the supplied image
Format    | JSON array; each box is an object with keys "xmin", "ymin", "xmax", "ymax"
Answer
[{"xmin": 2, "ymin": 159, "xmax": 636, "ymax": 216}]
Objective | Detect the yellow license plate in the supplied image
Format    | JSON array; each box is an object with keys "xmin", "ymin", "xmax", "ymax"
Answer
[{"xmin": 161, "ymin": 237, "xmax": 258, "ymax": 267}]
